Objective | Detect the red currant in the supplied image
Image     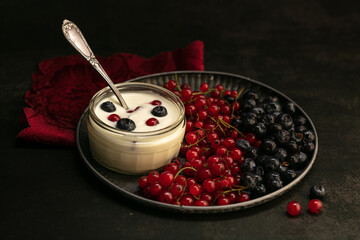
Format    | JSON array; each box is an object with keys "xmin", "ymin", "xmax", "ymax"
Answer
[
  {"xmin": 287, "ymin": 201, "xmax": 302, "ymax": 216},
  {"xmin": 158, "ymin": 191, "xmax": 174, "ymax": 203},
  {"xmin": 108, "ymin": 114, "xmax": 120, "ymax": 122},
  {"xmin": 203, "ymin": 178, "xmax": 216, "ymax": 193},
  {"xmin": 147, "ymin": 171, "xmax": 160, "ymax": 184},
  {"xmin": 170, "ymin": 183, "xmax": 184, "ymax": 197},
  {"xmin": 159, "ymin": 171, "xmax": 175, "ymax": 187},
  {"xmin": 150, "ymin": 100, "xmax": 162, "ymax": 106},
  {"xmin": 308, "ymin": 199, "xmax": 323, "ymax": 214},
  {"xmin": 138, "ymin": 176, "xmax": 148, "ymax": 188},
  {"xmin": 185, "ymin": 132, "xmax": 198, "ymax": 144},
  {"xmin": 200, "ymin": 83, "xmax": 209, "ymax": 92},
  {"xmin": 195, "ymin": 199, "xmax": 209, "ymax": 206},
  {"xmin": 189, "ymin": 183, "xmax": 203, "ymax": 196},
  {"xmin": 236, "ymin": 192, "xmax": 250, "ymax": 202},
  {"xmin": 146, "ymin": 118, "xmax": 159, "ymax": 126}
]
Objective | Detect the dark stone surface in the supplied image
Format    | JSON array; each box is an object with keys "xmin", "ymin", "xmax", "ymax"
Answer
[{"xmin": 1, "ymin": 0, "xmax": 359, "ymax": 239}]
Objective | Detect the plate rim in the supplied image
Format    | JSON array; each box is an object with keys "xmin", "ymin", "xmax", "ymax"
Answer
[{"xmin": 76, "ymin": 70, "xmax": 318, "ymax": 213}]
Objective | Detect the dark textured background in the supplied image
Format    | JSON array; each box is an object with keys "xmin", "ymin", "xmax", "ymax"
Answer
[{"xmin": 1, "ymin": 0, "xmax": 359, "ymax": 239}]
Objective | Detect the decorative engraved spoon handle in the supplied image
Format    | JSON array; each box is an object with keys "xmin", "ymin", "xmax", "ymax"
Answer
[{"xmin": 62, "ymin": 19, "xmax": 129, "ymax": 110}]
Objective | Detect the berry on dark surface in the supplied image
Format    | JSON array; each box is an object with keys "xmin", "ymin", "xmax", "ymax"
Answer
[
  {"xmin": 310, "ymin": 185, "xmax": 326, "ymax": 199},
  {"xmin": 308, "ymin": 199, "xmax": 323, "ymax": 214},
  {"xmin": 116, "ymin": 118, "xmax": 136, "ymax": 131},
  {"xmin": 287, "ymin": 201, "xmax": 302, "ymax": 216},
  {"xmin": 151, "ymin": 106, "xmax": 168, "ymax": 117},
  {"xmin": 100, "ymin": 101, "xmax": 116, "ymax": 112}
]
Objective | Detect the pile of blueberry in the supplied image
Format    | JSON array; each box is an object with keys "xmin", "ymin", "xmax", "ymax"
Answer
[{"xmin": 138, "ymin": 79, "xmax": 316, "ymax": 206}]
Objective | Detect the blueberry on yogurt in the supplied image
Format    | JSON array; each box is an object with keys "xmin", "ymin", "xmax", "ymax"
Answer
[
  {"xmin": 116, "ymin": 118, "xmax": 136, "ymax": 131},
  {"xmin": 100, "ymin": 101, "xmax": 116, "ymax": 112},
  {"xmin": 151, "ymin": 106, "xmax": 168, "ymax": 117}
]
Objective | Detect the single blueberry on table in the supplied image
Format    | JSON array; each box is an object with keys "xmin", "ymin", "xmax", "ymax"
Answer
[
  {"xmin": 100, "ymin": 101, "xmax": 116, "ymax": 112},
  {"xmin": 151, "ymin": 106, "xmax": 168, "ymax": 117},
  {"xmin": 116, "ymin": 118, "xmax": 136, "ymax": 131},
  {"xmin": 310, "ymin": 185, "xmax": 326, "ymax": 199}
]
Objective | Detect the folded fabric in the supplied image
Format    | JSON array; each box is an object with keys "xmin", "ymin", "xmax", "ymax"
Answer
[{"xmin": 17, "ymin": 41, "xmax": 204, "ymax": 147}]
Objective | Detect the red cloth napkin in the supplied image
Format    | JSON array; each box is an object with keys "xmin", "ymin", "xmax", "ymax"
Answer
[{"xmin": 17, "ymin": 41, "xmax": 204, "ymax": 147}]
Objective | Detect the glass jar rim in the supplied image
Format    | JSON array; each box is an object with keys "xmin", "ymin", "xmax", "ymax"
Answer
[{"xmin": 88, "ymin": 82, "xmax": 185, "ymax": 137}]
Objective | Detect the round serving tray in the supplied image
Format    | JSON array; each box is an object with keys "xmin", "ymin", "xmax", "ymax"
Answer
[{"xmin": 76, "ymin": 71, "xmax": 318, "ymax": 213}]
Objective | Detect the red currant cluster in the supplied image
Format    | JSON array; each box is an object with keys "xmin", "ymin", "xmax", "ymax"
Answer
[{"xmin": 138, "ymin": 78, "xmax": 261, "ymax": 206}]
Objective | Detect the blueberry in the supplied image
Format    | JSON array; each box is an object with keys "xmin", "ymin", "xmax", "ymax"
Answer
[
  {"xmin": 231, "ymin": 117, "xmax": 243, "ymax": 128},
  {"xmin": 151, "ymin": 106, "xmax": 168, "ymax": 117},
  {"xmin": 303, "ymin": 130, "xmax": 315, "ymax": 142},
  {"xmin": 265, "ymin": 101, "xmax": 281, "ymax": 113},
  {"xmin": 116, "ymin": 118, "xmax": 136, "ymax": 131},
  {"xmin": 284, "ymin": 102, "xmax": 296, "ymax": 115},
  {"xmin": 241, "ymin": 158, "xmax": 256, "ymax": 172},
  {"xmin": 236, "ymin": 139, "xmax": 251, "ymax": 152},
  {"xmin": 286, "ymin": 140, "xmax": 299, "ymax": 152},
  {"xmin": 100, "ymin": 101, "xmax": 116, "ymax": 112},
  {"xmin": 251, "ymin": 107, "xmax": 265, "ymax": 116},
  {"xmin": 276, "ymin": 113, "xmax": 293, "ymax": 130},
  {"xmin": 275, "ymin": 129, "xmax": 291, "ymax": 145},
  {"xmin": 262, "ymin": 113, "xmax": 276, "ymax": 126},
  {"xmin": 255, "ymin": 155, "xmax": 269, "ymax": 166},
  {"xmin": 241, "ymin": 99, "xmax": 257, "ymax": 111},
  {"xmin": 302, "ymin": 141, "xmax": 315, "ymax": 153},
  {"xmin": 282, "ymin": 169, "xmax": 297, "ymax": 183},
  {"xmin": 252, "ymin": 184, "xmax": 267, "ymax": 197},
  {"xmin": 261, "ymin": 139, "xmax": 277, "ymax": 154},
  {"xmin": 295, "ymin": 125, "xmax": 307, "ymax": 133},
  {"xmin": 267, "ymin": 178, "xmax": 283, "ymax": 192},
  {"xmin": 253, "ymin": 122, "xmax": 267, "ymax": 137},
  {"xmin": 241, "ymin": 172, "xmax": 257, "ymax": 190},
  {"xmin": 310, "ymin": 185, "xmax": 326, "ymax": 199},
  {"xmin": 268, "ymin": 123, "xmax": 283, "ymax": 134},
  {"xmin": 263, "ymin": 157, "xmax": 280, "ymax": 171},
  {"xmin": 293, "ymin": 115, "xmax": 307, "ymax": 126},
  {"xmin": 245, "ymin": 147, "xmax": 260, "ymax": 159},
  {"xmin": 223, "ymin": 95, "xmax": 235, "ymax": 104},
  {"xmin": 254, "ymin": 166, "xmax": 265, "ymax": 176},
  {"xmin": 244, "ymin": 91, "xmax": 259, "ymax": 102},
  {"xmin": 274, "ymin": 148, "xmax": 288, "ymax": 160}
]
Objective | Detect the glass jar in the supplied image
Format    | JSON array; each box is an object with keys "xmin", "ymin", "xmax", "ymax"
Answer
[{"xmin": 87, "ymin": 82, "xmax": 185, "ymax": 174}]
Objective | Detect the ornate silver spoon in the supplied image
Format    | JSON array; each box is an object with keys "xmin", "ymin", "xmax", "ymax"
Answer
[{"xmin": 62, "ymin": 19, "xmax": 129, "ymax": 110}]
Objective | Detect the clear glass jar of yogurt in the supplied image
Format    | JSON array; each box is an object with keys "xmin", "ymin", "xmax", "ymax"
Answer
[{"xmin": 87, "ymin": 82, "xmax": 186, "ymax": 174}]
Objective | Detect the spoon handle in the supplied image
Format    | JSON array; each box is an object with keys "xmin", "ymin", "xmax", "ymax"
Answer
[{"xmin": 62, "ymin": 19, "xmax": 129, "ymax": 110}]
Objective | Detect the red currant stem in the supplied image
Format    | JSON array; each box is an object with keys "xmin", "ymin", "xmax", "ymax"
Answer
[
  {"xmin": 235, "ymin": 87, "xmax": 245, "ymax": 102},
  {"xmin": 192, "ymin": 88, "xmax": 217, "ymax": 96},
  {"xmin": 192, "ymin": 195, "xmax": 200, "ymax": 200},
  {"xmin": 174, "ymin": 167, "xmax": 197, "ymax": 179},
  {"xmin": 175, "ymin": 182, "xmax": 187, "ymax": 205},
  {"xmin": 181, "ymin": 135, "xmax": 207, "ymax": 148},
  {"xmin": 218, "ymin": 118, "xmax": 245, "ymax": 137},
  {"xmin": 212, "ymin": 186, "xmax": 249, "ymax": 203},
  {"xmin": 174, "ymin": 74, "xmax": 182, "ymax": 92},
  {"xmin": 209, "ymin": 116, "xmax": 226, "ymax": 135}
]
